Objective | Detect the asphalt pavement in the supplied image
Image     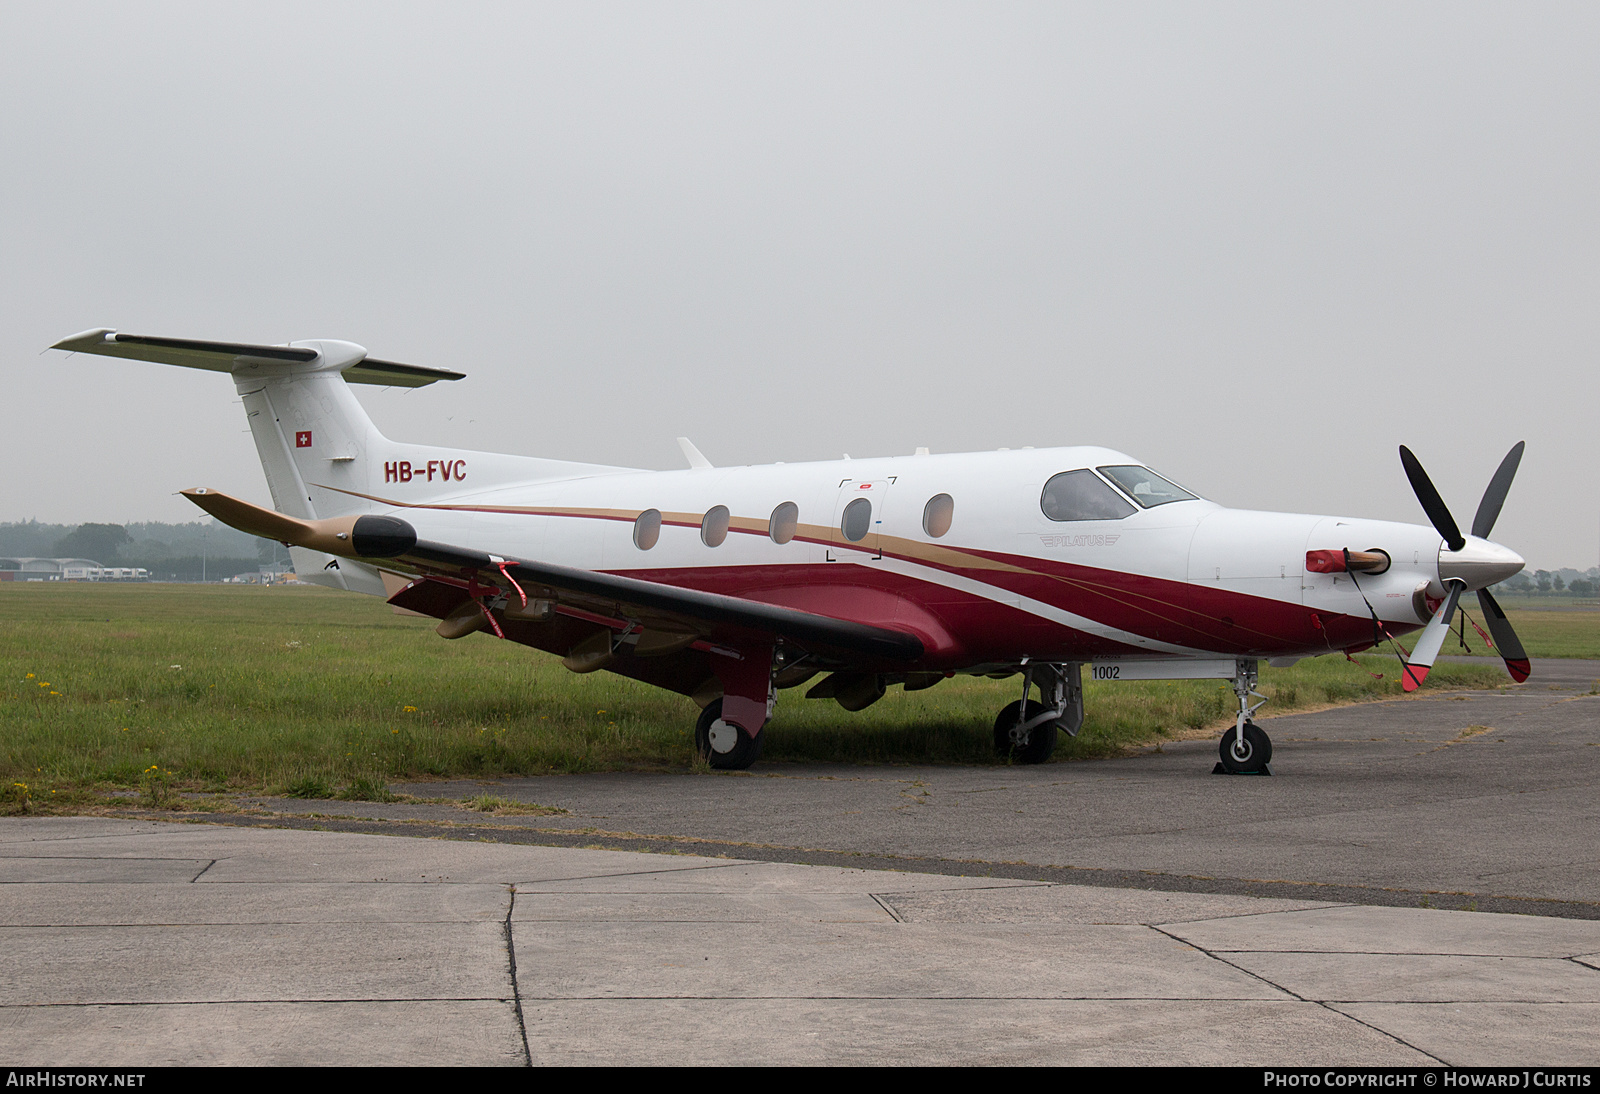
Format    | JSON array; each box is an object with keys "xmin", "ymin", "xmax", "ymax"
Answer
[{"xmin": 373, "ymin": 657, "xmax": 1600, "ymax": 913}]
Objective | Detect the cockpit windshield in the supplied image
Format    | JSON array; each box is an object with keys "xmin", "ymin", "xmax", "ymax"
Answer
[
  {"xmin": 1096, "ymin": 465, "xmax": 1199, "ymax": 508},
  {"xmin": 1040, "ymin": 470, "xmax": 1136, "ymax": 521}
]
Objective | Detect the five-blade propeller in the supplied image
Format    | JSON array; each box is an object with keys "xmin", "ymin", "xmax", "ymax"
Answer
[{"xmin": 1395, "ymin": 443, "xmax": 1530, "ymax": 690}]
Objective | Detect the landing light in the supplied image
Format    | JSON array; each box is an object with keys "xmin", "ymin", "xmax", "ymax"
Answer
[{"xmin": 1305, "ymin": 549, "xmax": 1389, "ymax": 575}]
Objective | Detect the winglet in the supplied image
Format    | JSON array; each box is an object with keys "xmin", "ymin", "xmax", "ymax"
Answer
[{"xmin": 676, "ymin": 437, "xmax": 713, "ymax": 470}]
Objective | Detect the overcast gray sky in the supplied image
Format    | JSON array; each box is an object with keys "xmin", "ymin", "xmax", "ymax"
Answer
[{"xmin": 3, "ymin": 2, "xmax": 1595, "ymax": 568}]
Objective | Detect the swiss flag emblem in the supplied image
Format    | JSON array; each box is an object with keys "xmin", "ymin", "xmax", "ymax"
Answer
[{"xmin": 295, "ymin": 431, "xmax": 312, "ymax": 449}]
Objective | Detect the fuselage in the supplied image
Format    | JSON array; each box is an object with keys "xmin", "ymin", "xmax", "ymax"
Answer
[{"xmin": 327, "ymin": 445, "xmax": 1519, "ymax": 673}]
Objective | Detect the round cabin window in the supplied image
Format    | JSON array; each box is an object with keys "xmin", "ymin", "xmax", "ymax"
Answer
[
  {"xmin": 769, "ymin": 501, "xmax": 799, "ymax": 545},
  {"xmin": 841, "ymin": 497, "xmax": 872, "ymax": 543},
  {"xmin": 633, "ymin": 508, "xmax": 662, "ymax": 550},
  {"xmin": 701, "ymin": 505, "xmax": 731, "ymax": 547}
]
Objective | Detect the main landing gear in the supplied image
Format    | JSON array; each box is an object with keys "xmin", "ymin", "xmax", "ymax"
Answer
[
  {"xmin": 691, "ymin": 645, "xmax": 777, "ymax": 770},
  {"xmin": 993, "ymin": 662, "xmax": 1085, "ymax": 765},
  {"xmin": 1214, "ymin": 661, "xmax": 1272, "ymax": 775},
  {"xmin": 695, "ymin": 698, "xmax": 765, "ymax": 770}
]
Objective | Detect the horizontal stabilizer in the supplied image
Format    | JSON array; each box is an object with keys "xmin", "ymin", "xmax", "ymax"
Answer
[
  {"xmin": 344, "ymin": 358, "xmax": 466, "ymax": 387},
  {"xmin": 51, "ymin": 329, "xmax": 464, "ymax": 387}
]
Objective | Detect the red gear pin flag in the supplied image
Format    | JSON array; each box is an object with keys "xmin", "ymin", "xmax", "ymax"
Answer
[{"xmin": 295, "ymin": 431, "xmax": 312, "ymax": 448}]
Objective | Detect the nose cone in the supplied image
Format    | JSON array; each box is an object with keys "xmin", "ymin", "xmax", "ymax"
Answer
[{"xmin": 1439, "ymin": 536, "xmax": 1525, "ymax": 590}]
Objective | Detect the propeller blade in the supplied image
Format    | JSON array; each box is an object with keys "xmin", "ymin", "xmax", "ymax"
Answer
[
  {"xmin": 1471, "ymin": 441, "xmax": 1525, "ymax": 540},
  {"xmin": 1400, "ymin": 582, "xmax": 1464, "ymax": 692},
  {"xmin": 1476, "ymin": 587, "xmax": 1532, "ymax": 683},
  {"xmin": 1399, "ymin": 446, "xmax": 1466, "ymax": 552}
]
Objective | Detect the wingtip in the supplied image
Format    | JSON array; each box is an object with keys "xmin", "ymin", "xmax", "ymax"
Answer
[
  {"xmin": 50, "ymin": 328, "xmax": 115, "ymax": 352},
  {"xmin": 1506, "ymin": 658, "xmax": 1531, "ymax": 683},
  {"xmin": 180, "ymin": 487, "xmax": 228, "ymax": 519},
  {"xmin": 1401, "ymin": 664, "xmax": 1429, "ymax": 692}
]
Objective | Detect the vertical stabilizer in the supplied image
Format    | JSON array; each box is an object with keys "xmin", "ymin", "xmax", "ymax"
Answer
[
  {"xmin": 233, "ymin": 341, "xmax": 384, "ymax": 522},
  {"xmin": 230, "ymin": 341, "xmax": 392, "ymax": 593}
]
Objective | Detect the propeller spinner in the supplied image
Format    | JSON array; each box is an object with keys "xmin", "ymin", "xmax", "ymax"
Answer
[{"xmin": 1395, "ymin": 442, "xmax": 1530, "ymax": 690}]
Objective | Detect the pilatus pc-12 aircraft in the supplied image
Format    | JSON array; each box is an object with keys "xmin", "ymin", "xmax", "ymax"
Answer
[{"xmin": 52, "ymin": 329, "xmax": 1532, "ymax": 773}]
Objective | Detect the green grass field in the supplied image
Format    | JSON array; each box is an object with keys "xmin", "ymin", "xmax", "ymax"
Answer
[
  {"xmin": 1, "ymin": 582, "xmax": 1565, "ymax": 809},
  {"xmin": 1444, "ymin": 605, "xmax": 1600, "ymax": 659}
]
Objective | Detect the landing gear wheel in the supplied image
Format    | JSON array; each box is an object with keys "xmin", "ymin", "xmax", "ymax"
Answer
[
  {"xmin": 993, "ymin": 699, "xmax": 1059, "ymax": 765},
  {"xmin": 1218, "ymin": 721, "xmax": 1272, "ymax": 774},
  {"xmin": 694, "ymin": 699, "xmax": 764, "ymax": 770}
]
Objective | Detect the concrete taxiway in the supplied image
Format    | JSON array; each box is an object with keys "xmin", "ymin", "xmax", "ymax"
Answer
[
  {"xmin": 3, "ymin": 660, "xmax": 1597, "ymax": 1065},
  {"xmin": 4, "ymin": 817, "xmax": 1600, "ymax": 1066}
]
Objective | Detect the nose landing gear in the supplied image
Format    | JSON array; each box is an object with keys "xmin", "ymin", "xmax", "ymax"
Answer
[
  {"xmin": 1213, "ymin": 661, "xmax": 1272, "ymax": 775},
  {"xmin": 1217, "ymin": 721, "xmax": 1272, "ymax": 774}
]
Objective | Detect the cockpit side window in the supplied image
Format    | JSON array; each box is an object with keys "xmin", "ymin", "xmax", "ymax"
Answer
[
  {"xmin": 1040, "ymin": 470, "xmax": 1137, "ymax": 522},
  {"xmin": 1096, "ymin": 465, "xmax": 1198, "ymax": 508}
]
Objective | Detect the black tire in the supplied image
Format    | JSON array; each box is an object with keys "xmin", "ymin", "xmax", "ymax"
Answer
[
  {"xmin": 993, "ymin": 699, "xmax": 1059, "ymax": 764},
  {"xmin": 1218, "ymin": 721, "xmax": 1272, "ymax": 773},
  {"xmin": 694, "ymin": 699, "xmax": 764, "ymax": 770}
]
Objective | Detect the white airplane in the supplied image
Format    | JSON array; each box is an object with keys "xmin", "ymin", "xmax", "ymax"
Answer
[{"xmin": 51, "ymin": 329, "xmax": 1532, "ymax": 773}]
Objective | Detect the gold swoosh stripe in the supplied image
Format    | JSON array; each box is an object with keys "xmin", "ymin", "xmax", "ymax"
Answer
[{"xmin": 313, "ymin": 483, "xmax": 1297, "ymax": 642}]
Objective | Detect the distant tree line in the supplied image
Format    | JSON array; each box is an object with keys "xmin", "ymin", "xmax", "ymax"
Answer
[
  {"xmin": 1495, "ymin": 568, "xmax": 1600, "ymax": 599},
  {"xmin": 0, "ymin": 520, "xmax": 291, "ymax": 581}
]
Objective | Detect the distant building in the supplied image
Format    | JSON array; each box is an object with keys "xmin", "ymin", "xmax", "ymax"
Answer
[
  {"xmin": 0, "ymin": 558, "xmax": 149, "ymax": 581},
  {"xmin": 225, "ymin": 570, "xmax": 296, "ymax": 585}
]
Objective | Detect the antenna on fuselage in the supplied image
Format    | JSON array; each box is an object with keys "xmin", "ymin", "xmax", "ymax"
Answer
[{"xmin": 676, "ymin": 437, "xmax": 713, "ymax": 471}]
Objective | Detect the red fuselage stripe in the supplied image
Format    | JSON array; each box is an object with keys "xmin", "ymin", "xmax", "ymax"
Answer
[{"xmin": 335, "ymin": 490, "xmax": 1393, "ymax": 661}]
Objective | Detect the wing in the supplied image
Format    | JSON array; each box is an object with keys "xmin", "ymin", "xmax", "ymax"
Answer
[{"xmin": 180, "ymin": 488, "xmax": 925, "ymax": 667}]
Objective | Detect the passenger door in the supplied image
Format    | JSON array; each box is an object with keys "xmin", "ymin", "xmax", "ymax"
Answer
[{"xmin": 828, "ymin": 478, "xmax": 893, "ymax": 561}]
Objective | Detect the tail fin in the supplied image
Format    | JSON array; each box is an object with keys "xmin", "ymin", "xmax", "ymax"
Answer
[
  {"xmin": 231, "ymin": 341, "xmax": 400, "ymax": 523},
  {"xmin": 52, "ymin": 330, "xmax": 473, "ymax": 593},
  {"xmin": 52, "ymin": 330, "xmax": 462, "ymax": 524}
]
